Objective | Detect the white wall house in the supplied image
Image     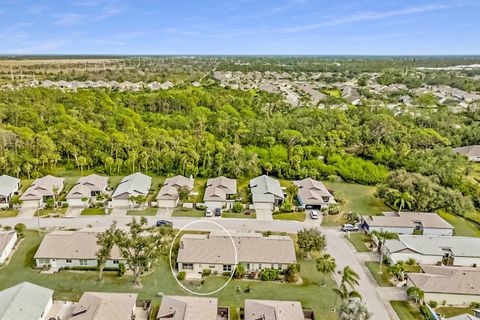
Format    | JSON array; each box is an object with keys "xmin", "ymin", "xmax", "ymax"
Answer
[
  {"xmin": 177, "ymin": 232, "xmax": 296, "ymax": 276},
  {"xmin": 0, "ymin": 282, "xmax": 53, "ymax": 320},
  {"xmin": 249, "ymin": 175, "xmax": 284, "ymax": 211},
  {"xmin": 67, "ymin": 292, "xmax": 137, "ymax": 320},
  {"xmin": 453, "ymin": 145, "xmax": 480, "ymax": 162},
  {"xmin": 294, "ymin": 178, "xmax": 335, "ymax": 210},
  {"xmin": 362, "ymin": 212, "xmax": 454, "ymax": 236},
  {"xmin": 157, "ymin": 175, "xmax": 194, "ymax": 208},
  {"xmin": 20, "ymin": 175, "xmax": 65, "ymax": 209},
  {"xmin": 66, "ymin": 174, "xmax": 109, "ymax": 207},
  {"xmin": 0, "ymin": 175, "xmax": 20, "ymax": 209},
  {"xmin": 157, "ymin": 296, "xmax": 219, "ymax": 320},
  {"xmin": 34, "ymin": 231, "xmax": 126, "ymax": 270},
  {"xmin": 383, "ymin": 235, "xmax": 480, "ymax": 267},
  {"xmin": 110, "ymin": 172, "xmax": 151, "ymax": 208},
  {"xmin": 203, "ymin": 176, "xmax": 237, "ymax": 209},
  {"xmin": 0, "ymin": 230, "xmax": 17, "ymax": 264}
]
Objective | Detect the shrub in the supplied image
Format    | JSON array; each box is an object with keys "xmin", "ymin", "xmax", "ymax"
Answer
[
  {"xmin": 117, "ymin": 263, "xmax": 126, "ymax": 277},
  {"xmin": 177, "ymin": 271, "xmax": 186, "ymax": 281},
  {"xmin": 469, "ymin": 302, "xmax": 480, "ymax": 309},
  {"xmin": 14, "ymin": 223, "xmax": 26, "ymax": 237},
  {"xmin": 428, "ymin": 301, "xmax": 438, "ymax": 308},
  {"xmin": 260, "ymin": 268, "xmax": 280, "ymax": 281},
  {"xmin": 223, "ymin": 272, "xmax": 231, "ymax": 277},
  {"xmin": 284, "ymin": 264, "xmax": 300, "ymax": 283},
  {"xmin": 234, "ymin": 264, "xmax": 246, "ymax": 279},
  {"xmin": 280, "ymin": 201, "xmax": 294, "ymax": 213},
  {"xmin": 62, "ymin": 202, "xmax": 69, "ymax": 208},
  {"xmin": 232, "ymin": 202, "xmax": 244, "ymax": 213},
  {"xmin": 202, "ymin": 269, "xmax": 211, "ymax": 276},
  {"xmin": 3, "ymin": 226, "xmax": 12, "ymax": 231},
  {"xmin": 196, "ymin": 204, "xmax": 206, "ymax": 210}
]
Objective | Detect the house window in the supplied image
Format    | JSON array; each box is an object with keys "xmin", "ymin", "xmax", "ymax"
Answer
[
  {"xmin": 79, "ymin": 260, "xmax": 88, "ymax": 266},
  {"xmin": 209, "ymin": 265, "xmax": 215, "ymax": 269},
  {"xmin": 66, "ymin": 259, "xmax": 72, "ymax": 263},
  {"xmin": 276, "ymin": 264, "xmax": 282, "ymax": 270},
  {"xmin": 113, "ymin": 260, "xmax": 119, "ymax": 264},
  {"xmin": 223, "ymin": 265, "xmax": 232, "ymax": 272},
  {"xmin": 37, "ymin": 259, "xmax": 50, "ymax": 265},
  {"xmin": 183, "ymin": 263, "xmax": 193, "ymax": 270}
]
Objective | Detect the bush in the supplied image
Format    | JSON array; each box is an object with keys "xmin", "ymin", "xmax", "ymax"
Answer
[
  {"xmin": 223, "ymin": 272, "xmax": 231, "ymax": 277},
  {"xmin": 284, "ymin": 264, "xmax": 300, "ymax": 283},
  {"xmin": 196, "ymin": 204, "xmax": 206, "ymax": 210},
  {"xmin": 280, "ymin": 201, "xmax": 294, "ymax": 213},
  {"xmin": 117, "ymin": 263, "xmax": 126, "ymax": 277},
  {"xmin": 177, "ymin": 271, "xmax": 186, "ymax": 281},
  {"xmin": 428, "ymin": 301, "xmax": 438, "ymax": 308},
  {"xmin": 469, "ymin": 302, "xmax": 480, "ymax": 309},
  {"xmin": 3, "ymin": 226, "xmax": 12, "ymax": 231},
  {"xmin": 260, "ymin": 268, "xmax": 280, "ymax": 281},
  {"xmin": 234, "ymin": 264, "xmax": 246, "ymax": 279},
  {"xmin": 14, "ymin": 223, "xmax": 26, "ymax": 237},
  {"xmin": 232, "ymin": 202, "xmax": 243, "ymax": 213},
  {"xmin": 202, "ymin": 269, "xmax": 211, "ymax": 276}
]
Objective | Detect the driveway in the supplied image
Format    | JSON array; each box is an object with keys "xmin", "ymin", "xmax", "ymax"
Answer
[
  {"xmin": 255, "ymin": 209, "xmax": 273, "ymax": 221},
  {"xmin": 110, "ymin": 208, "xmax": 127, "ymax": 217},
  {"xmin": 17, "ymin": 208, "xmax": 36, "ymax": 218},
  {"xmin": 157, "ymin": 208, "xmax": 173, "ymax": 218},
  {"xmin": 65, "ymin": 207, "xmax": 83, "ymax": 218}
]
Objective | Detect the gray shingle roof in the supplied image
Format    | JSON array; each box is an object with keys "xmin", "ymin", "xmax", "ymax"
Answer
[
  {"xmin": 157, "ymin": 296, "xmax": 218, "ymax": 320},
  {"xmin": 250, "ymin": 175, "xmax": 284, "ymax": 204},
  {"xmin": 204, "ymin": 176, "xmax": 237, "ymax": 202},
  {"xmin": 112, "ymin": 172, "xmax": 151, "ymax": 198},
  {"xmin": 453, "ymin": 145, "xmax": 480, "ymax": 157},
  {"xmin": 0, "ymin": 231, "xmax": 16, "ymax": 256},
  {"xmin": 0, "ymin": 282, "xmax": 53, "ymax": 320},
  {"xmin": 293, "ymin": 178, "xmax": 334, "ymax": 206},
  {"xmin": 156, "ymin": 175, "xmax": 194, "ymax": 200},
  {"xmin": 363, "ymin": 212, "xmax": 454, "ymax": 229},
  {"xmin": 20, "ymin": 175, "xmax": 64, "ymax": 201},
  {"xmin": 69, "ymin": 292, "xmax": 137, "ymax": 320},
  {"xmin": 244, "ymin": 300, "xmax": 305, "ymax": 320},
  {"xmin": 385, "ymin": 235, "xmax": 480, "ymax": 257},
  {"xmin": 0, "ymin": 175, "xmax": 20, "ymax": 198},
  {"xmin": 67, "ymin": 174, "xmax": 109, "ymax": 199}
]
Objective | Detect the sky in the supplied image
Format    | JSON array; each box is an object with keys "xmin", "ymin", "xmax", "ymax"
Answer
[{"xmin": 0, "ymin": 0, "xmax": 479, "ymax": 55}]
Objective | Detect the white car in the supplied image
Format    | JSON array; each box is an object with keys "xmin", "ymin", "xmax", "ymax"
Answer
[
  {"xmin": 205, "ymin": 208, "xmax": 213, "ymax": 217},
  {"xmin": 309, "ymin": 210, "xmax": 319, "ymax": 219}
]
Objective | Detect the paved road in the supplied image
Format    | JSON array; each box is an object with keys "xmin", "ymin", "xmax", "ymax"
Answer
[{"xmin": 1, "ymin": 215, "xmax": 397, "ymax": 319}]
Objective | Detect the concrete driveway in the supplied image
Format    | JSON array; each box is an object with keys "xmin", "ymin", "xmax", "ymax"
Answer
[
  {"xmin": 255, "ymin": 209, "xmax": 273, "ymax": 221},
  {"xmin": 65, "ymin": 207, "xmax": 83, "ymax": 218},
  {"xmin": 18, "ymin": 208, "xmax": 36, "ymax": 218},
  {"xmin": 157, "ymin": 208, "xmax": 173, "ymax": 218},
  {"xmin": 110, "ymin": 208, "xmax": 128, "ymax": 217}
]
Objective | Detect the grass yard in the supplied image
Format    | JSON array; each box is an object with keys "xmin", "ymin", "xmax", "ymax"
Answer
[
  {"xmin": 126, "ymin": 207, "xmax": 158, "ymax": 216},
  {"xmin": 390, "ymin": 301, "xmax": 423, "ymax": 320},
  {"xmin": 0, "ymin": 231, "xmax": 338, "ymax": 319},
  {"xmin": 35, "ymin": 208, "xmax": 67, "ymax": 217},
  {"xmin": 222, "ymin": 212, "xmax": 256, "ymax": 219},
  {"xmin": 273, "ymin": 212, "xmax": 306, "ymax": 222},
  {"xmin": 0, "ymin": 210, "xmax": 19, "ymax": 218},
  {"xmin": 345, "ymin": 233, "xmax": 370, "ymax": 252},
  {"xmin": 81, "ymin": 208, "xmax": 109, "ymax": 216},
  {"xmin": 172, "ymin": 207, "xmax": 205, "ymax": 217},
  {"xmin": 436, "ymin": 307, "xmax": 474, "ymax": 318},
  {"xmin": 365, "ymin": 261, "xmax": 393, "ymax": 287},
  {"xmin": 439, "ymin": 211, "xmax": 480, "ymax": 237}
]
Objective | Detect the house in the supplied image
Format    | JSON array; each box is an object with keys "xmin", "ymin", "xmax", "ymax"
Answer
[
  {"xmin": 453, "ymin": 145, "xmax": 480, "ymax": 162},
  {"xmin": 157, "ymin": 175, "xmax": 194, "ymax": 208},
  {"xmin": 383, "ymin": 235, "xmax": 480, "ymax": 266},
  {"xmin": 0, "ymin": 230, "xmax": 17, "ymax": 264},
  {"xmin": 407, "ymin": 265, "xmax": 480, "ymax": 306},
  {"xmin": 34, "ymin": 231, "xmax": 125, "ymax": 270},
  {"xmin": 0, "ymin": 281, "xmax": 53, "ymax": 320},
  {"xmin": 67, "ymin": 292, "xmax": 138, "ymax": 320},
  {"xmin": 157, "ymin": 295, "xmax": 227, "ymax": 320},
  {"xmin": 362, "ymin": 212, "xmax": 454, "ymax": 236},
  {"xmin": 249, "ymin": 175, "xmax": 284, "ymax": 211},
  {"xmin": 446, "ymin": 315, "xmax": 480, "ymax": 320},
  {"xmin": 293, "ymin": 178, "xmax": 335, "ymax": 210},
  {"xmin": 110, "ymin": 172, "xmax": 151, "ymax": 208},
  {"xmin": 177, "ymin": 231, "xmax": 296, "ymax": 275},
  {"xmin": 244, "ymin": 299, "xmax": 314, "ymax": 320},
  {"xmin": 0, "ymin": 175, "xmax": 20, "ymax": 208},
  {"xmin": 20, "ymin": 175, "xmax": 65, "ymax": 208},
  {"xmin": 204, "ymin": 176, "xmax": 237, "ymax": 209},
  {"xmin": 66, "ymin": 174, "xmax": 109, "ymax": 207}
]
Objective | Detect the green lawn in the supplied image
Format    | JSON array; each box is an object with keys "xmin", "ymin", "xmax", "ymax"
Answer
[
  {"xmin": 345, "ymin": 233, "xmax": 370, "ymax": 252},
  {"xmin": 0, "ymin": 210, "xmax": 19, "ymax": 218},
  {"xmin": 81, "ymin": 208, "xmax": 110, "ymax": 216},
  {"xmin": 439, "ymin": 211, "xmax": 480, "ymax": 237},
  {"xmin": 273, "ymin": 212, "xmax": 306, "ymax": 222},
  {"xmin": 35, "ymin": 208, "xmax": 67, "ymax": 217},
  {"xmin": 126, "ymin": 207, "xmax": 158, "ymax": 216},
  {"xmin": 436, "ymin": 307, "xmax": 474, "ymax": 318},
  {"xmin": 0, "ymin": 231, "xmax": 338, "ymax": 319},
  {"xmin": 193, "ymin": 177, "xmax": 207, "ymax": 203},
  {"xmin": 222, "ymin": 212, "xmax": 256, "ymax": 219},
  {"xmin": 365, "ymin": 261, "xmax": 393, "ymax": 287},
  {"xmin": 390, "ymin": 301, "xmax": 423, "ymax": 320},
  {"xmin": 172, "ymin": 207, "xmax": 205, "ymax": 217}
]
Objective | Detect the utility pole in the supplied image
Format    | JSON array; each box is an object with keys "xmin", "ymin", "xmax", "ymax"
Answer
[
  {"xmin": 379, "ymin": 238, "xmax": 385, "ymax": 274},
  {"xmin": 37, "ymin": 204, "xmax": 41, "ymax": 236}
]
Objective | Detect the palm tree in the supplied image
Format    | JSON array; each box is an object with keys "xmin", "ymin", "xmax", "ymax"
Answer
[
  {"xmin": 10, "ymin": 195, "xmax": 23, "ymax": 209},
  {"xmin": 392, "ymin": 191, "xmax": 414, "ymax": 212},
  {"xmin": 338, "ymin": 299, "xmax": 371, "ymax": 320},
  {"xmin": 286, "ymin": 184, "xmax": 299, "ymax": 204},
  {"xmin": 341, "ymin": 266, "xmax": 360, "ymax": 289},
  {"xmin": 407, "ymin": 287, "xmax": 424, "ymax": 304},
  {"xmin": 316, "ymin": 253, "xmax": 336, "ymax": 286}
]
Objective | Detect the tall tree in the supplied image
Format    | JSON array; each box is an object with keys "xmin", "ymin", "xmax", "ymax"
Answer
[
  {"xmin": 286, "ymin": 184, "xmax": 299, "ymax": 204},
  {"xmin": 96, "ymin": 222, "xmax": 119, "ymax": 281},
  {"xmin": 316, "ymin": 253, "xmax": 336, "ymax": 286},
  {"xmin": 297, "ymin": 228, "xmax": 326, "ymax": 258},
  {"xmin": 338, "ymin": 299, "xmax": 371, "ymax": 320}
]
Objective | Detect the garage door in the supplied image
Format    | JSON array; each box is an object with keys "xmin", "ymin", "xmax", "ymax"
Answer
[
  {"xmin": 252, "ymin": 202, "xmax": 273, "ymax": 210},
  {"xmin": 205, "ymin": 201, "xmax": 223, "ymax": 209},
  {"xmin": 22, "ymin": 200, "xmax": 40, "ymax": 208},
  {"xmin": 157, "ymin": 199, "xmax": 177, "ymax": 208},
  {"xmin": 67, "ymin": 198, "xmax": 87, "ymax": 207},
  {"xmin": 111, "ymin": 199, "xmax": 131, "ymax": 208}
]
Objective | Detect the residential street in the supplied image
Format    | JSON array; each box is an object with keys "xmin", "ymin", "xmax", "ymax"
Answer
[{"xmin": 0, "ymin": 215, "xmax": 398, "ymax": 319}]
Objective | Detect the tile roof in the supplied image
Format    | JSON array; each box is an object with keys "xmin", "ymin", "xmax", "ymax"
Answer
[
  {"xmin": 157, "ymin": 296, "xmax": 218, "ymax": 320},
  {"xmin": 250, "ymin": 175, "xmax": 284, "ymax": 204},
  {"xmin": 244, "ymin": 300, "xmax": 305, "ymax": 320},
  {"xmin": 0, "ymin": 282, "xmax": 53, "ymax": 320}
]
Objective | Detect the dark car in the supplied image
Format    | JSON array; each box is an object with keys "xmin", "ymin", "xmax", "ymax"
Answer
[
  {"xmin": 156, "ymin": 220, "xmax": 173, "ymax": 227},
  {"xmin": 214, "ymin": 208, "xmax": 222, "ymax": 217}
]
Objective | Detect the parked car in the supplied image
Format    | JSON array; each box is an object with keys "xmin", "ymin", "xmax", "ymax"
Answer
[
  {"xmin": 309, "ymin": 210, "xmax": 319, "ymax": 220},
  {"xmin": 214, "ymin": 208, "xmax": 222, "ymax": 217},
  {"xmin": 341, "ymin": 224, "xmax": 359, "ymax": 232},
  {"xmin": 205, "ymin": 208, "xmax": 213, "ymax": 217},
  {"xmin": 156, "ymin": 220, "xmax": 173, "ymax": 227}
]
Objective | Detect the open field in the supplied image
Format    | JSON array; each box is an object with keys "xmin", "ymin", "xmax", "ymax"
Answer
[{"xmin": 0, "ymin": 231, "xmax": 338, "ymax": 319}]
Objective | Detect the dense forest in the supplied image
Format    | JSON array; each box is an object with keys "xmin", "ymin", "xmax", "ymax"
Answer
[{"xmin": 0, "ymin": 84, "xmax": 478, "ymax": 215}]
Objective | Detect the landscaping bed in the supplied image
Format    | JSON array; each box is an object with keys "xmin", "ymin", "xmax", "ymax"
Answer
[{"xmin": 0, "ymin": 210, "xmax": 19, "ymax": 218}]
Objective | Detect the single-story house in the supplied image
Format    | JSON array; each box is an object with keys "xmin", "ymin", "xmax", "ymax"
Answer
[
  {"xmin": 362, "ymin": 212, "xmax": 454, "ymax": 236},
  {"xmin": 453, "ymin": 145, "xmax": 480, "ymax": 162},
  {"xmin": 34, "ymin": 231, "xmax": 125, "ymax": 270},
  {"xmin": 383, "ymin": 235, "xmax": 480, "ymax": 266},
  {"xmin": 0, "ymin": 281, "xmax": 53, "ymax": 320},
  {"xmin": 0, "ymin": 175, "xmax": 20, "ymax": 208},
  {"xmin": 204, "ymin": 176, "xmax": 237, "ymax": 209},
  {"xmin": 407, "ymin": 265, "xmax": 480, "ymax": 306},
  {"xmin": 293, "ymin": 178, "xmax": 335, "ymax": 210},
  {"xmin": 20, "ymin": 175, "xmax": 65, "ymax": 208},
  {"xmin": 110, "ymin": 172, "xmax": 151, "ymax": 208},
  {"xmin": 66, "ymin": 174, "xmax": 109, "ymax": 207},
  {"xmin": 177, "ymin": 231, "xmax": 296, "ymax": 275},
  {"xmin": 244, "ymin": 299, "xmax": 314, "ymax": 320},
  {"xmin": 0, "ymin": 230, "xmax": 17, "ymax": 264},
  {"xmin": 249, "ymin": 175, "xmax": 285, "ymax": 211},
  {"xmin": 157, "ymin": 295, "xmax": 222, "ymax": 320},
  {"xmin": 157, "ymin": 175, "xmax": 194, "ymax": 208},
  {"xmin": 447, "ymin": 314, "xmax": 480, "ymax": 320},
  {"xmin": 67, "ymin": 292, "xmax": 137, "ymax": 320}
]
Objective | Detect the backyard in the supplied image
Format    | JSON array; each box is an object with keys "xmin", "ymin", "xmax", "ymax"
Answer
[{"xmin": 439, "ymin": 211, "xmax": 480, "ymax": 237}]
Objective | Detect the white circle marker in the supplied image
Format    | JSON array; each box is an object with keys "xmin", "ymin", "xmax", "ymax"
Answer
[{"xmin": 168, "ymin": 219, "xmax": 238, "ymax": 296}]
